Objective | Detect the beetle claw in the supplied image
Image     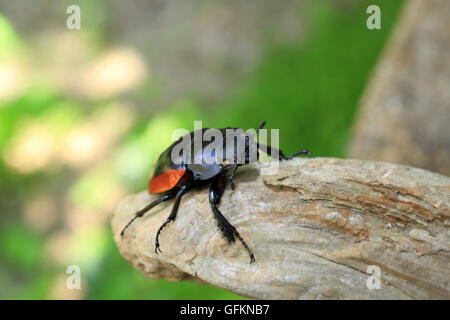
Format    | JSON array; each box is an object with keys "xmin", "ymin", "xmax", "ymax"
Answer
[{"xmin": 155, "ymin": 240, "xmax": 162, "ymax": 254}]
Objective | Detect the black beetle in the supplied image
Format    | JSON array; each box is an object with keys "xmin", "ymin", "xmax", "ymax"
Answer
[{"xmin": 120, "ymin": 121, "xmax": 311, "ymax": 263}]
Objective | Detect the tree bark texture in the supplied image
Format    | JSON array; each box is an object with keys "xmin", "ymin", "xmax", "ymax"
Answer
[{"xmin": 111, "ymin": 158, "xmax": 450, "ymax": 299}]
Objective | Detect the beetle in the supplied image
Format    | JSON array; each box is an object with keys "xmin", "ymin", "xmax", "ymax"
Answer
[{"xmin": 120, "ymin": 121, "xmax": 311, "ymax": 263}]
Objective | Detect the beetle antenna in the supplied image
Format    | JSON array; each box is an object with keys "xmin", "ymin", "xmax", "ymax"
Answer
[
  {"xmin": 253, "ymin": 121, "xmax": 267, "ymax": 143},
  {"xmin": 257, "ymin": 121, "xmax": 266, "ymax": 133}
]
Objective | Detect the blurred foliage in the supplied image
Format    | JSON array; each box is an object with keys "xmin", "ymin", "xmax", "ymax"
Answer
[{"xmin": 0, "ymin": 0, "xmax": 404, "ymax": 299}]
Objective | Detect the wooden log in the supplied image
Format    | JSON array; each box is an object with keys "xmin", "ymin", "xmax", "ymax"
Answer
[
  {"xmin": 349, "ymin": 0, "xmax": 450, "ymax": 175},
  {"xmin": 111, "ymin": 158, "xmax": 450, "ymax": 299}
]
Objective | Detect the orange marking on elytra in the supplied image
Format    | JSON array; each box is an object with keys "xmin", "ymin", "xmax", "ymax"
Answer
[{"xmin": 148, "ymin": 169, "xmax": 186, "ymax": 194}]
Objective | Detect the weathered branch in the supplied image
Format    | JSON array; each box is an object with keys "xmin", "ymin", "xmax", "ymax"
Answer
[
  {"xmin": 349, "ymin": 0, "xmax": 450, "ymax": 175},
  {"xmin": 111, "ymin": 158, "xmax": 450, "ymax": 299}
]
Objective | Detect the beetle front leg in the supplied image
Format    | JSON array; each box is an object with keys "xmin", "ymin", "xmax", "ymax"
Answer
[
  {"xmin": 227, "ymin": 165, "xmax": 238, "ymax": 190},
  {"xmin": 209, "ymin": 174, "xmax": 255, "ymax": 263},
  {"xmin": 258, "ymin": 143, "xmax": 311, "ymax": 160},
  {"xmin": 154, "ymin": 185, "xmax": 187, "ymax": 253}
]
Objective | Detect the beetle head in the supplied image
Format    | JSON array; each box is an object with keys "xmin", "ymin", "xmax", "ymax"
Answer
[{"xmin": 221, "ymin": 128, "xmax": 260, "ymax": 167}]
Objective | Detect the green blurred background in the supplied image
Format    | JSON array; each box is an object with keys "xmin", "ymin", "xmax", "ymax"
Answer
[{"xmin": 0, "ymin": 0, "xmax": 404, "ymax": 299}]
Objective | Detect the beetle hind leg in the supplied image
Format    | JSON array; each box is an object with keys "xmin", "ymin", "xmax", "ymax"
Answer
[
  {"xmin": 120, "ymin": 192, "xmax": 176, "ymax": 237},
  {"xmin": 154, "ymin": 185, "xmax": 187, "ymax": 253},
  {"xmin": 209, "ymin": 175, "xmax": 255, "ymax": 263}
]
